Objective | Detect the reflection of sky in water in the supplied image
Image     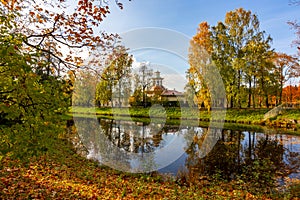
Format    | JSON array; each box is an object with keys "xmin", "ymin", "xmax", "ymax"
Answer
[
  {"xmin": 75, "ymin": 117, "xmax": 300, "ymax": 178},
  {"xmin": 128, "ymin": 129, "xmax": 188, "ymax": 172},
  {"xmin": 236, "ymin": 131, "xmax": 300, "ymax": 180},
  {"xmin": 159, "ymin": 129, "xmax": 300, "ymax": 177},
  {"xmin": 161, "ymin": 133, "xmax": 177, "ymax": 147},
  {"xmin": 245, "ymin": 132, "xmax": 299, "ymax": 153},
  {"xmin": 241, "ymin": 131, "xmax": 300, "ymax": 154}
]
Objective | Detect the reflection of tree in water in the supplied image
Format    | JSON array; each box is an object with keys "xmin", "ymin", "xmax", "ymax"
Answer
[
  {"xmin": 241, "ymin": 133, "xmax": 286, "ymax": 190},
  {"xmin": 98, "ymin": 119, "xmax": 188, "ymax": 156},
  {"xmin": 184, "ymin": 128, "xmax": 242, "ymax": 180},
  {"xmin": 70, "ymin": 118, "xmax": 300, "ymax": 179},
  {"xmin": 72, "ymin": 117, "xmax": 186, "ymax": 172},
  {"xmin": 281, "ymin": 135, "xmax": 300, "ymax": 178},
  {"xmin": 244, "ymin": 133, "xmax": 300, "ymax": 180},
  {"xmin": 243, "ymin": 133, "xmax": 285, "ymax": 172},
  {"xmin": 184, "ymin": 129, "xmax": 298, "ymax": 185},
  {"xmin": 98, "ymin": 119, "xmax": 165, "ymax": 154},
  {"xmin": 285, "ymin": 151, "xmax": 300, "ymax": 176},
  {"xmin": 73, "ymin": 117, "xmax": 132, "ymax": 172}
]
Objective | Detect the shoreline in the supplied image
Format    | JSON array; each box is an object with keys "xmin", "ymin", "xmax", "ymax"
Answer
[{"xmin": 69, "ymin": 107, "xmax": 300, "ymax": 134}]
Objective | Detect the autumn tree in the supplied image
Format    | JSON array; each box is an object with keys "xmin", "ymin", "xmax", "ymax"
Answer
[
  {"xmin": 212, "ymin": 8, "xmax": 274, "ymax": 108},
  {"xmin": 187, "ymin": 22, "xmax": 214, "ymax": 109},
  {"xmin": 72, "ymin": 70, "xmax": 98, "ymax": 106},
  {"xmin": 0, "ymin": 0, "xmax": 128, "ymax": 160},
  {"xmin": 188, "ymin": 8, "xmax": 275, "ymax": 109},
  {"xmin": 282, "ymin": 85, "xmax": 300, "ymax": 105},
  {"xmin": 289, "ymin": 1, "xmax": 300, "ymax": 57},
  {"xmin": 96, "ymin": 80, "xmax": 112, "ymax": 106},
  {"xmin": 289, "ymin": 21, "xmax": 300, "ymax": 56},
  {"xmin": 128, "ymin": 74, "xmax": 145, "ymax": 107},
  {"xmin": 0, "ymin": 16, "xmax": 71, "ymax": 159},
  {"xmin": 131, "ymin": 63, "xmax": 153, "ymax": 107},
  {"xmin": 210, "ymin": 21, "xmax": 236, "ymax": 108},
  {"xmin": 242, "ymin": 32, "xmax": 274, "ymax": 108},
  {"xmin": 95, "ymin": 46, "xmax": 133, "ymax": 107},
  {"xmin": 273, "ymin": 52, "xmax": 300, "ymax": 104},
  {"xmin": 14, "ymin": 0, "xmax": 123, "ymax": 74}
]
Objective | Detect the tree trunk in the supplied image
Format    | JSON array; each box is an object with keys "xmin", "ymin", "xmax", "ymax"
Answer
[
  {"xmin": 237, "ymin": 69, "xmax": 241, "ymax": 108},
  {"xmin": 248, "ymin": 78, "xmax": 252, "ymax": 108},
  {"xmin": 265, "ymin": 94, "xmax": 269, "ymax": 108},
  {"xmin": 279, "ymin": 80, "xmax": 283, "ymax": 105},
  {"xmin": 252, "ymin": 77, "xmax": 256, "ymax": 108},
  {"xmin": 110, "ymin": 84, "xmax": 114, "ymax": 107},
  {"xmin": 118, "ymin": 80, "xmax": 121, "ymax": 108}
]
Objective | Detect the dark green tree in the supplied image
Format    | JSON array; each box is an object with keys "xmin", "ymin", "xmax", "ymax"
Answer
[{"xmin": 0, "ymin": 14, "xmax": 70, "ymax": 160}]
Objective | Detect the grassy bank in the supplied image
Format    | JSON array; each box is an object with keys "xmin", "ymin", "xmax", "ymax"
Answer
[
  {"xmin": 1, "ymin": 111, "xmax": 299, "ymax": 199},
  {"xmin": 71, "ymin": 106, "xmax": 300, "ymax": 129},
  {"xmin": 1, "ymin": 138, "xmax": 299, "ymax": 199}
]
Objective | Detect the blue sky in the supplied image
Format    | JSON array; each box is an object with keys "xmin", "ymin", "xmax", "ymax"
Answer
[
  {"xmin": 100, "ymin": 0, "xmax": 299, "ymax": 54},
  {"xmin": 96, "ymin": 0, "xmax": 300, "ymax": 90}
]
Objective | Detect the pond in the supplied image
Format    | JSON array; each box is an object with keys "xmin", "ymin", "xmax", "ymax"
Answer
[{"xmin": 70, "ymin": 117, "xmax": 300, "ymax": 185}]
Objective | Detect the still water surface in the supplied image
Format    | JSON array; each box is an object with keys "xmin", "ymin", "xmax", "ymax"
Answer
[{"xmin": 71, "ymin": 117, "xmax": 300, "ymax": 182}]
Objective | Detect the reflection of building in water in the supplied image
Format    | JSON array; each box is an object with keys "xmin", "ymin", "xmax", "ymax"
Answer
[
  {"xmin": 82, "ymin": 118, "xmax": 300, "ymax": 176},
  {"xmin": 146, "ymin": 71, "xmax": 185, "ymax": 106}
]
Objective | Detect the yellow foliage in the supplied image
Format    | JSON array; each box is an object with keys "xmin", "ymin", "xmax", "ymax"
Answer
[{"xmin": 0, "ymin": 0, "xmax": 15, "ymax": 10}]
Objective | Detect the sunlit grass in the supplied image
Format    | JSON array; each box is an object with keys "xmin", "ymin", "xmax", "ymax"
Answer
[{"xmin": 70, "ymin": 106, "xmax": 300, "ymax": 125}]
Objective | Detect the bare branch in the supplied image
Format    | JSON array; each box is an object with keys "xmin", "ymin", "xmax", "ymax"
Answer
[{"xmin": 22, "ymin": 38, "xmax": 80, "ymax": 70}]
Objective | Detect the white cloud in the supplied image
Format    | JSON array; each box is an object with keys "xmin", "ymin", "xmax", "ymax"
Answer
[{"xmin": 163, "ymin": 74, "xmax": 187, "ymax": 92}]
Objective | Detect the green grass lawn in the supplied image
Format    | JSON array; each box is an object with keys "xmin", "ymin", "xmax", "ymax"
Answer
[{"xmin": 70, "ymin": 106, "xmax": 300, "ymax": 126}]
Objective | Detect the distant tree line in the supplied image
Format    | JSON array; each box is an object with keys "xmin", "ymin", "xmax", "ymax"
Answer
[{"xmin": 187, "ymin": 8, "xmax": 300, "ymax": 110}]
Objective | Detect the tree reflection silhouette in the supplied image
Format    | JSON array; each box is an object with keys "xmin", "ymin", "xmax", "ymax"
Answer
[
  {"xmin": 70, "ymin": 118, "xmax": 300, "ymax": 182},
  {"xmin": 183, "ymin": 128, "xmax": 298, "ymax": 187}
]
